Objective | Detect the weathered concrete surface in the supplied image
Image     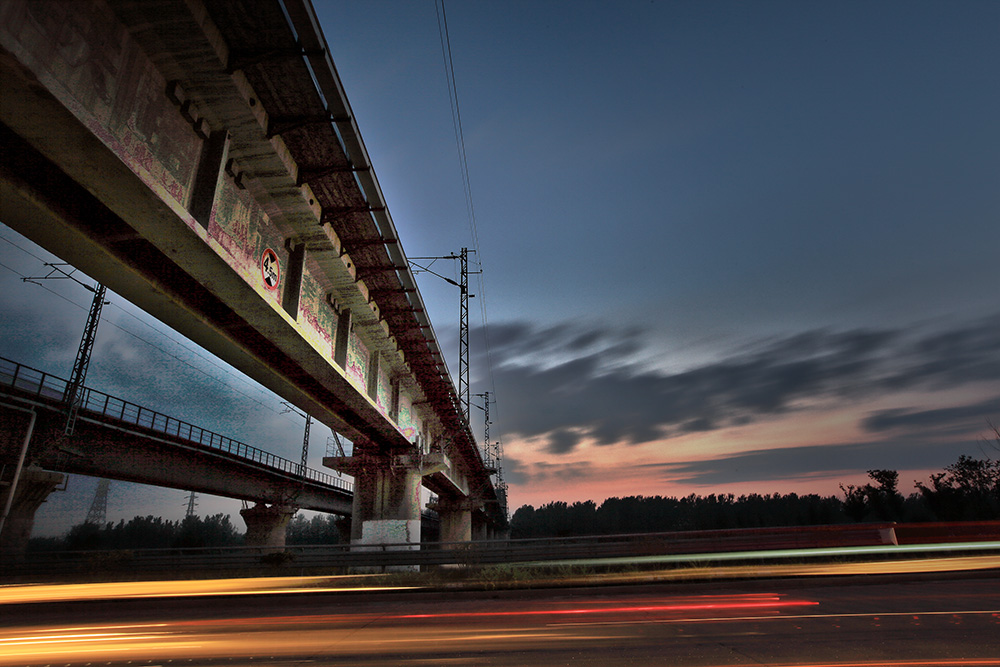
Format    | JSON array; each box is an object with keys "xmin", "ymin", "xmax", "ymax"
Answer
[
  {"xmin": 240, "ymin": 502, "xmax": 296, "ymax": 550},
  {"xmin": 325, "ymin": 446, "xmax": 449, "ymax": 544},
  {"xmin": 0, "ymin": 466, "xmax": 64, "ymax": 559},
  {"xmin": 438, "ymin": 503, "xmax": 474, "ymax": 545}
]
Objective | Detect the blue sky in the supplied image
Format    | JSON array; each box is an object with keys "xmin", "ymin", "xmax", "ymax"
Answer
[
  {"xmin": 2, "ymin": 1, "xmax": 998, "ymax": 533},
  {"xmin": 318, "ymin": 1, "xmax": 999, "ymax": 504}
]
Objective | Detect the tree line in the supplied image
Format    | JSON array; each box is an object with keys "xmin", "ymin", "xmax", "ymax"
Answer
[
  {"xmin": 26, "ymin": 451, "xmax": 999, "ymax": 549},
  {"xmin": 510, "ymin": 454, "xmax": 1000, "ymax": 539},
  {"xmin": 28, "ymin": 511, "xmax": 344, "ymax": 552}
]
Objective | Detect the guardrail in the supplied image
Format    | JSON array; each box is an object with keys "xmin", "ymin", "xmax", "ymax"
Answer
[
  {"xmin": 0, "ymin": 356, "xmax": 352, "ymax": 493},
  {"xmin": 9, "ymin": 522, "xmax": 998, "ymax": 580}
]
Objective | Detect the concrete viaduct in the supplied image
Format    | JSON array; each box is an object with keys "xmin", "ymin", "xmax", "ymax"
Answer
[
  {"xmin": 0, "ymin": 0, "xmax": 504, "ymax": 552},
  {"xmin": 1, "ymin": 357, "xmax": 356, "ymax": 553}
]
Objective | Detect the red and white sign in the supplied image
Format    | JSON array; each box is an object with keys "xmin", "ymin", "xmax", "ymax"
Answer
[{"xmin": 260, "ymin": 248, "xmax": 280, "ymax": 290}]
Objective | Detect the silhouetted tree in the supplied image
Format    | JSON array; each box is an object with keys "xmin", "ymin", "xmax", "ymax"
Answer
[
  {"xmin": 286, "ymin": 513, "xmax": 343, "ymax": 544},
  {"xmin": 839, "ymin": 470, "xmax": 905, "ymax": 522},
  {"xmin": 866, "ymin": 469, "xmax": 905, "ymax": 521},
  {"xmin": 511, "ymin": 491, "xmax": 849, "ymax": 538},
  {"xmin": 39, "ymin": 514, "xmax": 244, "ymax": 551},
  {"xmin": 509, "ymin": 505, "xmax": 537, "ymax": 539},
  {"xmin": 915, "ymin": 455, "xmax": 1000, "ymax": 520},
  {"xmin": 174, "ymin": 514, "xmax": 241, "ymax": 548}
]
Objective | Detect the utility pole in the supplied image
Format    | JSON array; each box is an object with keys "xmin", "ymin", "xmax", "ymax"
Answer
[
  {"xmin": 65, "ymin": 282, "xmax": 107, "ymax": 435},
  {"xmin": 457, "ymin": 248, "xmax": 471, "ymax": 423},
  {"xmin": 473, "ymin": 391, "xmax": 494, "ymax": 469},
  {"xmin": 408, "ymin": 248, "xmax": 478, "ymax": 422},
  {"xmin": 473, "ymin": 391, "xmax": 508, "ymax": 519},
  {"xmin": 23, "ymin": 264, "xmax": 108, "ymax": 435},
  {"xmin": 281, "ymin": 402, "xmax": 312, "ymax": 475},
  {"xmin": 300, "ymin": 414, "xmax": 312, "ymax": 473}
]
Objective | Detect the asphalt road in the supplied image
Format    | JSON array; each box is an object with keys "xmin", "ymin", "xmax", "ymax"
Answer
[{"xmin": 1, "ymin": 573, "xmax": 998, "ymax": 666}]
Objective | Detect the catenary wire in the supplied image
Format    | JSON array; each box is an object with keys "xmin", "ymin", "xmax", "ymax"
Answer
[
  {"xmin": 0, "ymin": 235, "xmax": 291, "ymax": 419},
  {"xmin": 434, "ymin": 0, "xmax": 502, "ymax": 434}
]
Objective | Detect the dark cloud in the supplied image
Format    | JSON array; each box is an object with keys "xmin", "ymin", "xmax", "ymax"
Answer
[
  {"xmin": 547, "ymin": 428, "xmax": 584, "ymax": 454},
  {"xmin": 500, "ymin": 455, "xmax": 530, "ymax": 486},
  {"xmin": 861, "ymin": 397, "xmax": 1000, "ymax": 435},
  {"xmin": 502, "ymin": 455, "xmax": 593, "ymax": 487},
  {"xmin": 648, "ymin": 433, "xmax": 990, "ymax": 488},
  {"xmin": 474, "ymin": 315, "xmax": 1000, "ymax": 454},
  {"xmin": 884, "ymin": 314, "xmax": 1000, "ymax": 390}
]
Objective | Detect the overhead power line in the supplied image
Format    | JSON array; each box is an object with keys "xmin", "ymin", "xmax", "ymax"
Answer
[
  {"xmin": 433, "ymin": 1, "xmax": 499, "ymax": 402},
  {"xmin": 434, "ymin": 2, "xmax": 507, "ymax": 515}
]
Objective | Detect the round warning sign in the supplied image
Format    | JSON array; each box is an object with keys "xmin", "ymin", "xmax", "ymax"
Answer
[{"xmin": 260, "ymin": 248, "xmax": 280, "ymax": 290}]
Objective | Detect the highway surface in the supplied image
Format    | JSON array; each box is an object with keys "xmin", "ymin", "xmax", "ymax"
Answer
[{"xmin": 1, "ymin": 572, "xmax": 998, "ymax": 666}]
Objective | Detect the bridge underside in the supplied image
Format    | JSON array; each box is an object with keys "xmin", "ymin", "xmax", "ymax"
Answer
[
  {"xmin": 0, "ymin": 0, "xmax": 503, "ymax": 545},
  {"xmin": 0, "ymin": 401, "xmax": 353, "ymax": 515}
]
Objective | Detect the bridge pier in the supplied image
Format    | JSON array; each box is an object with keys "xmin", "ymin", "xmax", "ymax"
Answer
[
  {"xmin": 434, "ymin": 499, "xmax": 477, "ymax": 544},
  {"xmin": 0, "ymin": 465, "xmax": 64, "ymax": 559},
  {"xmin": 473, "ymin": 516, "xmax": 490, "ymax": 541},
  {"xmin": 355, "ymin": 464, "xmax": 422, "ymax": 547},
  {"xmin": 239, "ymin": 503, "xmax": 296, "ymax": 551},
  {"xmin": 325, "ymin": 446, "xmax": 447, "ymax": 549}
]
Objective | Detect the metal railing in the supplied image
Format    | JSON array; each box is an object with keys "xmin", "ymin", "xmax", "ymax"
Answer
[{"xmin": 0, "ymin": 356, "xmax": 352, "ymax": 493}]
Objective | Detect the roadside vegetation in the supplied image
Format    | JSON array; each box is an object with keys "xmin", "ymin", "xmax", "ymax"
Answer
[
  {"xmin": 511, "ymin": 453, "xmax": 1000, "ymax": 538},
  {"xmin": 27, "ymin": 448, "xmax": 999, "ymax": 552},
  {"xmin": 27, "ymin": 512, "xmax": 343, "ymax": 553}
]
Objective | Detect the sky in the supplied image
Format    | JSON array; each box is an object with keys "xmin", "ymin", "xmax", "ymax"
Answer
[{"xmin": 2, "ymin": 0, "xmax": 998, "ymax": 536}]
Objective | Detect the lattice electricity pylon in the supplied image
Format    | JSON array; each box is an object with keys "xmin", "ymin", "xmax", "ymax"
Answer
[
  {"xmin": 23, "ymin": 264, "xmax": 108, "ymax": 435},
  {"xmin": 86, "ymin": 478, "xmax": 110, "ymax": 525},
  {"xmin": 184, "ymin": 490, "xmax": 198, "ymax": 518},
  {"xmin": 407, "ymin": 249, "xmax": 479, "ymax": 423}
]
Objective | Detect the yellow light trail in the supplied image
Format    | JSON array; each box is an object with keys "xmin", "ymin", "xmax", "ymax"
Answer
[{"xmin": 0, "ymin": 574, "xmax": 416, "ymax": 605}]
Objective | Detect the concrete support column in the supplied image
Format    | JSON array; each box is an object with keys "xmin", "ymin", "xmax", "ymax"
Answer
[
  {"xmin": 0, "ymin": 466, "xmax": 64, "ymax": 559},
  {"xmin": 324, "ymin": 445, "xmax": 447, "ymax": 550},
  {"xmin": 334, "ymin": 516, "xmax": 352, "ymax": 544},
  {"xmin": 240, "ymin": 502, "xmax": 296, "ymax": 551},
  {"xmin": 436, "ymin": 500, "xmax": 477, "ymax": 545},
  {"xmin": 472, "ymin": 513, "xmax": 489, "ymax": 541},
  {"xmin": 351, "ymin": 462, "xmax": 422, "ymax": 545}
]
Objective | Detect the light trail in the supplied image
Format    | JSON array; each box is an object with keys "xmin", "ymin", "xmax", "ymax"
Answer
[
  {"xmin": 393, "ymin": 596, "xmax": 819, "ymax": 620},
  {"xmin": 524, "ymin": 540, "xmax": 1000, "ymax": 570},
  {"xmin": 3, "ymin": 551, "xmax": 996, "ymax": 608},
  {"xmin": 0, "ymin": 596, "xmax": 995, "ymax": 665},
  {"xmin": 0, "ymin": 574, "xmax": 415, "ymax": 605},
  {"xmin": 548, "ymin": 608, "xmax": 1000, "ymax": 628}
]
